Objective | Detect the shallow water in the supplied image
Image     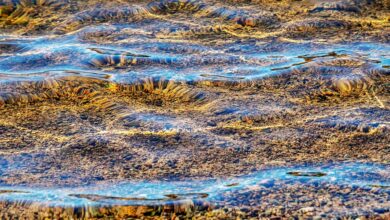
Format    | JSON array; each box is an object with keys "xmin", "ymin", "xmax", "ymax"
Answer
[
  {"xmin": 0, "ymin": 162, "xmax": 388, "ymax": 207},
  {"xmin": 0, "ymin": 0, "xmax": 389, "ymax": 218},
  {"xmin": 1, "ymin": 32, "xmax": 389, "ymax": 84}
]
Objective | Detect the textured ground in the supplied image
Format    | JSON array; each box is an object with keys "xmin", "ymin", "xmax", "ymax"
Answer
[{"xmin": 0, "ymin": 0, "xmax": 389, "ymax": 219}]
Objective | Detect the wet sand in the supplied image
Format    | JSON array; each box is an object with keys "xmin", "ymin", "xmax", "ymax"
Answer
[{"xmin": 0, "ymin": 0, "xmax": 389, "ymax": 219}]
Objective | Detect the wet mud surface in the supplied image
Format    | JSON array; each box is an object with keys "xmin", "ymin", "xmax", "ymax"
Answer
[{"xmin": 0, "ymin": 0, "xmax": 389, "ymax": 219}]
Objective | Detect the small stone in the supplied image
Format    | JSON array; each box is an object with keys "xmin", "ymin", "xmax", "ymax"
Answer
[{"xmin": 299, "ymin": 207, "xmax": 315, "ymax": 213}]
